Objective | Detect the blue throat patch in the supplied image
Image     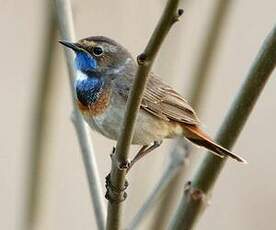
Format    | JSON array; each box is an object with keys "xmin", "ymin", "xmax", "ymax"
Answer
[
  {"xmin": 74, "ymin": 51, "xmax": 97, "ymax": 72},
  {"xmin": 75, "ymin": 74, "xmax": 104, "ymax": 106}
]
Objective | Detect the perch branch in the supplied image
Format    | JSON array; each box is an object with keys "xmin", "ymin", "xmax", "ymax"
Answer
[
  {"xmin": 53, "ymin": 1, "xmax": 106, "ymax": 230},
  {"xmin": 105, "ymin": 1, "xmax": 183, "ymax": 230},
  {"xmin": 168, "ymin": 25, "xmax": 276, "ymax": 230}
]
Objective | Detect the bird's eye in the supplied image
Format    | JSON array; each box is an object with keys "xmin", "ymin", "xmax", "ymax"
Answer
[{"xmin": 92, "ymin": 46, "xmax": 103, "ymax": 56}]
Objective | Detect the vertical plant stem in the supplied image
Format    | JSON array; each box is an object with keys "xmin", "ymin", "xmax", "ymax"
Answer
[
  {"xmin": 151, "ymin": 1, "xmax": 234, "ymax": 228},
  {"xmin": 53, "ymin": 1, "xmax": 106, "ymax": 230},
  {"xmin": 105, "ymin": 1, "xmax": 183, "ymax": 230},
  {"xmin": 127, "ymin": 143, "xmax": 190, "ymax": 230},
  {"xmin": 24, "ymin": 6, "xmax": 56, "ymax": 230},
  {"xmin": 188, "ymin": 0, "xmax": 233, "ymax": 110},
  {"xmin": 169, "ymin": 25, "xmax": 276, "ymax": 230},
  {"xmin": 149, "ymin": 161, "xmax": 187, "ymax": 230}
]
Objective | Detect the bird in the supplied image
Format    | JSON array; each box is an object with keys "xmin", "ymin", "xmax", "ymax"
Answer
[{"xmin": 59, "ymin": 36, "xmax": 246, "ymax": 170}]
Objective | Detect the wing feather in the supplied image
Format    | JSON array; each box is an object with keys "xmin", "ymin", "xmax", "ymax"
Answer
[{"xmin": 114, "ymin": 72, "xmax": 200, "ymax": 125}]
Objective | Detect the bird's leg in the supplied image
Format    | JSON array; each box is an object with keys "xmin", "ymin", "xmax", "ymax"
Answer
[{"xmin": 127, "ymin": 140, "xmax": 163, "ymax": 173}]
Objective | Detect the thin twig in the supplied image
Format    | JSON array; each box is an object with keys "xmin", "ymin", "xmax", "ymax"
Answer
[
  {"xmin": 106, "ymin": 1, "xmax": 183, "ymax": 230},
  {"xmin": 127, "ymin": 142, "xmax": 190, "ymax": 230},
  {"xmin": 168, "ymin": 25, "xmax": 276, "ymax": 230},
  {"xmin": 53, "ymin": 1, "xmax": 106, "ymax": 230},
  {"xmin": 24, "ymin": 6, "xmax": 56, "ymax": 230},
  {"xmin": 149, "ymin": 142, "xmax": 193, "ymax": 230},
  {"xmin": 188, "ymin": 0, "xmax": 233, "ymax": 111},
  {"xmin": 151, "ymin": 1, "xmax": 235, "ymax": 227}
]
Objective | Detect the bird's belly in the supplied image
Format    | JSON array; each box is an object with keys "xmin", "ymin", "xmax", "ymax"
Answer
[{"xmin": 82, "ymin": 95, "xmax": 183, "ymax": 145}]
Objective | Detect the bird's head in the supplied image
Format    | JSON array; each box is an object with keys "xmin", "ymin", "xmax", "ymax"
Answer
[{"xmin": 59, "ymin": 36, "xmax": 136, "ymax": 76}]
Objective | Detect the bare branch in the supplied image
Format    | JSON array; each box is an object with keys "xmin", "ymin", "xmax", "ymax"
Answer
[
  {"xmin": 150, "ymin": 1, "xmax": 237, "ymax": 227},
  {"xmin": 105, "ymin": 1, "xmax": 183, "ymax": 229},
  {"xmin": 188, "ymin": 0, "xmax": 233, "ymax": 111},
  {"xmin": 168, "ymin": 25, "xmax": 276, "ymax": 230},
  {"xmin": 127, "ymin": 143, "xmax": 190, "ymax": 230},
  {"xmin": 53, "ymin": 1, "xmax": 106, "ymax": 229}
]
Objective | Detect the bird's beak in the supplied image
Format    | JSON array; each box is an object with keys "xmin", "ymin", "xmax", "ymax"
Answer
[{"xmin": 59, "ymin": 40, "xmax": 81, "ymax": 52}]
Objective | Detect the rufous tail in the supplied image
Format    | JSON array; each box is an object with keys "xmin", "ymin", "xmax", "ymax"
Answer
[{"xmin": 184, "ymin": 125, "xmax": 247, "ymax": 163}]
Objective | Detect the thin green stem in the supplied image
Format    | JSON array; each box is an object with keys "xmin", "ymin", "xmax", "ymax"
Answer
[
  {"xmin": 188, "ymin": 0, "xmax": 233, "ymax": 111},
  {"xmin": 169, "ymin": 25, "xmax": 276, "ymax": 230},
  {"xmin": 53, "ymin": 1, "xmax": 106, "ymax": 230},
  {"xmin": 127, "ymin": 143, "xmax": 190, "ymax": 230},
  {"xmin": 106, "ymin": 1, "xmax": 183, "ymax": 230}
]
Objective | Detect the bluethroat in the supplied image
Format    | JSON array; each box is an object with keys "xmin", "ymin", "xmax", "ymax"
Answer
[{"xmin": 60, "ymin": 36, "xmax": 246, "ymax": 170}]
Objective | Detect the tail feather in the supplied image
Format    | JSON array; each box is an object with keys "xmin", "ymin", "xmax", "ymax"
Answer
[{"xmin": 184, "ymin": 126, "xmax": 247, "ymax": 163}]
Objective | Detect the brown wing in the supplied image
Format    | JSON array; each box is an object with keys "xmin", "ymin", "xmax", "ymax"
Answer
[
  {"xmin": 114, "ymin": 72, "xmax": 200, "ymax": 125},
  {"xmin": 141, "ymin": 73, "xmax": 200, "ymax": 125}
]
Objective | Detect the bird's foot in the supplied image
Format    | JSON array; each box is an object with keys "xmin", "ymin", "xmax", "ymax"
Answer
[
  {"xmin": 105, "ymin": 173, "xmax": 128, "ymax": 203},
  {"xmin": 126, "ymin": 140, "xmax": 163, "ymax": 173}
]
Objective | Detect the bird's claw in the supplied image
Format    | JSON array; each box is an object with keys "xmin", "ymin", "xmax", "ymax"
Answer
[{"xmin": 105, "ymin": 173, "xmax": 128, "ymax": 203}]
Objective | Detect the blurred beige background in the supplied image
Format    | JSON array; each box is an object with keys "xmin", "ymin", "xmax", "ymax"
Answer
[{"xmin": 1, "ymin": 0, "xmax": 275, "ymax": 230}]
